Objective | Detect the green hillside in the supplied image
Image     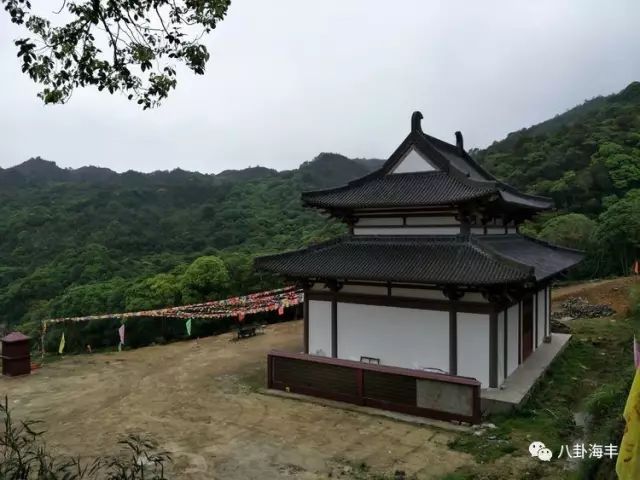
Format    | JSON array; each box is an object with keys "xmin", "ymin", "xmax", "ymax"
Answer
[
  {"xmin": 0, "ymin": 154, "xmax": 382, "ymax": 327},
  {"xmin": 471, "ymin": 81, "xmax": 640, "ymax": 279},
  {"xmin": 2, "ymin": 81, "xmax": 640, "ymax": 329}
]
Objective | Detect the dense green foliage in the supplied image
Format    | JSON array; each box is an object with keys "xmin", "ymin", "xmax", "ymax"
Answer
[
  {"xmin": 0, "ymin": 154, "xmax": 382, "ymax": 329},
  {"xmin": 473, "ymin": 81, "xmax": 640, "ymax": 215},
  {"xmin": 475, "ymin": 81, "xmax": 640, "ymax": 278},
  {"xmin": 3, "ymin": 81, "xmax": 640, "ymax": 331},
  {"xmin": 2, "ymin": 0, "xmax": 230, "ymax": 108}
]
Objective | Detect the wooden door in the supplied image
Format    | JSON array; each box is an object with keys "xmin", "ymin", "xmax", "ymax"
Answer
[{"xmin": 522, "ymin": 295, "xmax": 534, "ymax": 361}]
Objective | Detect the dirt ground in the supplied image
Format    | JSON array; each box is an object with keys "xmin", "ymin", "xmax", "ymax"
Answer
[
  {"xmin": 1, "ymin": 321, "xmax": 472, "ymax": 479},
  {"xmin": 552, "ymin": 276, "xmax": 637, "ymax": 315}
]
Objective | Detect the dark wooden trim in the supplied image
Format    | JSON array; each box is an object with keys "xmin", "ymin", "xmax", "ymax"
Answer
[
  {"xmin": 386, "ymin": 282, "xmax": 392, "ymax": 296},
  {"xmin": 503, "ymin": 308, "xmax": 508, "ymax": 381},
  {"xmin": 306, "ymin": 291, "xmax": 495, "ymax": 314},
  {"xmin": 303, "ymin": 287, "xmax": 309, "ymax": 354},
  {"xmin": 449, "ymin": 302, "xmax": 458, "ymax": 375},
  {"xmin": 518, "ymin": 301, "xmax": 522, "ymax": 364},
  {"xmin": 489, "ymin": 311, "xmax": 498, "ymax": 388}
]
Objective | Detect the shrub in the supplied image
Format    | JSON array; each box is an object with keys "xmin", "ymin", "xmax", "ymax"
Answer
[{"xmin": 0, "ymin": 396, "xmax": 171, "ymax": 479}]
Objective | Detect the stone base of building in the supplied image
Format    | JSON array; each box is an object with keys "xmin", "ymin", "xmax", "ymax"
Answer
[{"xmin": 481, "ymin": 333, "xmax": 572, "ymax": 414}]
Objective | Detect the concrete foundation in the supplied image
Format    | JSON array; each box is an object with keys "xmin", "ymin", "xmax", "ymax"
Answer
[{"xmin": 481, "ymin": 333, "xmax": 572, "ymax": 414}]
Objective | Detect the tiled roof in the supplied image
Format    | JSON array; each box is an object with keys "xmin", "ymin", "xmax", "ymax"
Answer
[
  {"xmin": 477, "ymin": 235, "xmax": 584, "ymax": 281},
  {"xmin": 255, "ymin": 234, "xmax": 582, "ymax": 286},
  {"xmin": 302, "ymin": 171, "xmax": 497, "ymax": 209},
  {"xmin": 302, "ymin": 112, "xmax": 553, "ymax": 212}
]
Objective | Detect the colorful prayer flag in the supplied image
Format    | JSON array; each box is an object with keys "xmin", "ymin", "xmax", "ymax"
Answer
[
  {"xmin": 617, "ymin": 367, "xmax": 640, "ymax": 479},
  {"xmin": 58, "ymin": 332, "xmax": 65, "ymax": 354},
  {"xmin": 238, "ymin": 311, "xmax": 245, "ymax": 323},
  {"xmin": 278, "ymin": 305, "xmax": 284, "ymax": 316},
  {"xmin": 186, "ymin": 318, "xmax": 192, "ymax": 336}
]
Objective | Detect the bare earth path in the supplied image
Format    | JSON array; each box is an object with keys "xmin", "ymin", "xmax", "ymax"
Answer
[{"xmin": 0, "ymin": 321, "xmax": 471, "ymax": 479}]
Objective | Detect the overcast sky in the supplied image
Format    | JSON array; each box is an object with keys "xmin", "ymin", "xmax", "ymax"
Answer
[{"xmin": 1, "ymin": 0, "xmax": 639, "ymax": 174}]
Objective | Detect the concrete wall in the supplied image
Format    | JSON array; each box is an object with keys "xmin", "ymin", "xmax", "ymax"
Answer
[
  {"xmin": 457, "ymin": 312, "xmax": 490, "ymax": 387},
  {"xmin": 507, "ymin": 304, "xmax": 519, "ymax": 376},
  {"xmin": 536, "ymin": 288, "xmax": 545, "ymax": 346},
  {"xmin": 308, "ymin": 300, "xmax": 331, "ymax": 356},
  {"xmin": 353, "ymin": 226, "xmax": 460, "ymax": 235},
  {"xmin": 336, "ymin": 302, "xmax": 450, "ymax": 372}
]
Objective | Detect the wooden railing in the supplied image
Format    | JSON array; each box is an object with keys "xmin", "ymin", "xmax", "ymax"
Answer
[{"xmin": 267, "ymin": 350, "xmax": 481, "ymax": 424}]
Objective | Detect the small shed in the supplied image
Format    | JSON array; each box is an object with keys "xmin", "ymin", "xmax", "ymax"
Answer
[{"xmin": 1, "ymin": 332, "xmax": 31, "ymax": 377}]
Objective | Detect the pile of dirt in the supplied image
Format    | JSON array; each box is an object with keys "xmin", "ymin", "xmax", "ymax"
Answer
[
  {"xmin": 551, "ymin": 297, "xmax": 615, "ymax": 321},
  {"xmin": 552, "ymin": 276, "xmax": 636, "ymax": 316}
]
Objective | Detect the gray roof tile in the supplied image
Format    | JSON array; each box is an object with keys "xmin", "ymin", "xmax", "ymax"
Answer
[{"xmin": 256, "ymin": 234, "xmax": 581, "ymax": 286}]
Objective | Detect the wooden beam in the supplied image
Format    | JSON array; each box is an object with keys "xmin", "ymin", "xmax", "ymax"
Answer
[{"xmin": 449, "ymin": 302, "xmax": 458, "ymax": 375}]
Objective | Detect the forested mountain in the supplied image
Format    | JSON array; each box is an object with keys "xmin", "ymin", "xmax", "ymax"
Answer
[
  {"xmin": 473, "ymin": 81, "xmax": 640, "ymax": 214},
  {"xmin": 0, "ymin": 153, "xmax": 382, "ymax": 327},
  {"xmin": 3, "ymin": 81, "xmax": 640, "ymax": 329},
  {"xmin": 472, "ymin": 81, "xmax": 640, "ymax": 278}
]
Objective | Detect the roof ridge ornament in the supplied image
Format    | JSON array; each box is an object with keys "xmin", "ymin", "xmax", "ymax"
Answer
[
  {"xmin": 411, "ymin": 111, "xmax": 423, "ymax": 133},
  {"xmin": 455, "ymin": 131, "xmax": 464, "ymax": 152}
]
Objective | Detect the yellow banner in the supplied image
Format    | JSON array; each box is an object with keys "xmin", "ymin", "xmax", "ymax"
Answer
[{"xmin": 617, "ymin": 368, "xmax": 640, "ymax": 479}]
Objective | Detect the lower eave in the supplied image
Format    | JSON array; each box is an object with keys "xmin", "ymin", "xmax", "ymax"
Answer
[{"xmin": 255, "ymin": 234, "xmax": 583, "ymax": 288}]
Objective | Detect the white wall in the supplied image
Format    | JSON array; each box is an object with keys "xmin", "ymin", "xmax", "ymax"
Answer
[
  {"xmin": 336, "ymin": 303, "xmax": 450, "ymax": 372},
  {"xmin": 308, "ymin": 300, "xmax": 331, "ymax": 356},
  {"xmin": 457, "ymin": 312, "xmax": 490, "ymax": 387},
  {"xmin": 497, "ymin": 311, "xmax": 505, "ymax": 386},
  {"xmin": 537, "ymin": 287, "xmax": 546, "ymax": 345},
  {"xmin": 353, "ymin": 226, "xmax": 460, "ymax": 235},
  {"xmin": 507, "ymin": 303, "xmax": 519, "ymax": 376},
  {"xmin": 405, "ymin": 216, "xmax": 458, "ymax": 226},
  {"xmin": 391, "ymin": 147, "xmax": 437, "ymax": 173}
]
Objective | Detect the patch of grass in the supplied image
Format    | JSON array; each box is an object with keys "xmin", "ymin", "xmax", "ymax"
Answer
[{"xmin": 449, "ymin": 315, "xmax": 634, "ymax": 474}]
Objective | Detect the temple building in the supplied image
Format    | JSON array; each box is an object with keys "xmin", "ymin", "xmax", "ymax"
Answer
[{"xmin": 256, "ymin": 112, "xmax": 582, "ymax": 396}]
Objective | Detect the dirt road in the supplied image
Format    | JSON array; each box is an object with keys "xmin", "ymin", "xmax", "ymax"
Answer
[{"xmin": 1, "ymin": 321, "xmax": 471, "ymax": 479}]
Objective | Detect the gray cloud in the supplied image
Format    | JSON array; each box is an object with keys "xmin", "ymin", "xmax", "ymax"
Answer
[{"xmin": 1, "ymin": 0, "xmax": 639, "ymax": 173}]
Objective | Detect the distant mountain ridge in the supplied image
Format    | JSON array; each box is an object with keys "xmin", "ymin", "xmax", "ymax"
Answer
[
  {"xmin": 473, "ymin": 81, "xmax": 640, "ymax": 213},
  {"xmin": 0, "ymin": 153, "xmax": 384, "ymax": 189}
]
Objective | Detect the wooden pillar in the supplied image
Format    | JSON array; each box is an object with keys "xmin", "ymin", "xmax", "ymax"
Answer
[
  {"xmin": 444, "ymin": 287, "xmax": 463, "ymax": 376},
  {"xmin": 449, "ymin": 303, "xmax": 458, "ymax": 375},
  {"xmin": 328, "ymin": 281, "xmax": 342, "ymax": 358}
]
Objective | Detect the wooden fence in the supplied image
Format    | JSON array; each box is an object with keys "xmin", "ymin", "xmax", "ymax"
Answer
[{"xmin": 267, "ymin": 350, "xmax": 481, "ymax": 424}]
